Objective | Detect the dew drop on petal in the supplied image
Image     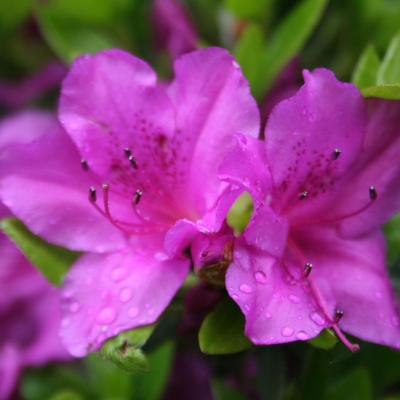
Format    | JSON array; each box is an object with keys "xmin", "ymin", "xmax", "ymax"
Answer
[
  {"xmin": 310, "ymin": 312, "xmax": 326, "ymax": 326},
  {"xmin": 110, "ymin": 267, "xmax": 127, "ymax": 283},
  {"xmin": 97, "ymin": 307, "xmax": 117, "ymax": 324},
  {"xmin": 254, "ymin": 271, "xmax": 267, "ymax": 284},
  {"xmin": 392, "ymin": 316, "xmax": 400, "ymax": 327},
  {"xmin": 289, "ymin": 294, "xmax": 300, "ymax": 304},
  {"xmin": 281, "ymin": 327, "xmax": 294, "ymax": 337},
  {"xmin": 119, "ymin": 288, "xmax": 133, "ymax": 303},
  {"xmin": 265, "ymin": 312, "xmax": 272, "ymax": 319},
  {"xmin": 375, "ymin": 291, "xmax": 383, "ymax": 299},
  {"xmin": 239, "ymin": 284, "xmax": 253, "ymax": 294},
  {"xmin": 296, "ymin": 331, "xmax": 309, "ymax": 340},
  {"xmin": 69, "ymin": 302, "xmax": 80, "ymax": 313},
  {"xmin": 231, "ymin": 294, "xmax": 239, "ymax": 301},
  {"xmin": 128, "ymin": 307, "xmax": 139, "ymax": 319},
  {"xmin": 61, "ymin": 318, "xmax": 70, "ymax": 328}
]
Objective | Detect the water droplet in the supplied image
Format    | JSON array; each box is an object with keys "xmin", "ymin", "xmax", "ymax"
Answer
[
  {"xmin": 61, "ymin": 318, "xmax": 70, "ymax": 327},
  {"xmin": 232, "ymin": 60, "xmax": 240, "ymax": 69},
  {"xmin": 265, "ymin": 312, "xmax": 272, "ymax": 319},
  {"xmin": 232, "ymin": 294, "xmax": 239, "ymax": 301},
  {"xmin": 392, "ymin": 316, "xmax": 400, "ymax": 327},
  {"xmin": 254, "ymin": 271, "xmax": 267, "ymax": 284},
  {"xmin": 289, "ymin": 294, "xmax": 300, "ymax": 304},
  {"xmin": 310, "ymin": 312, "xmax": 325, "ymax": 326},
  {"xmin": 119, "ymin": 288, "xmax": 132, "ymax": 303},
  {"xmin": 148, "ymin": 308, "xmax": 155, "ymax": 316},
  {"xmin": 69, "ymin": 302, "xmax": 80, "ymax": 313},
  {"xmin": 110, "ymin": 267, "xmax": 127, "ymax": 282},
  {"xmin": 239, "ymin": 284, "xmax": 253, "ymax": 294},
  {"xmin": 97, "ymin": 307, "xmax": 117, "ymax": 324},
  {"xmin": 281, "ymin": 327, "xmax": 294, "ymax": 337},
  {"xmin": 101, "ymin": 325, "xmax": 108, "ymax": 332},
  {"xmin": 375, "ymin": 291, "xmax": 383, "ymax": 299},
  {"xmin": 128, "ymin": 307, "xmax": 139, "ymax": 319},
  {"xmin": 244, "ymin": 304, "xmax": 250, "ymax": 311},
  {"xmin": 296, "ymin": 331, "xmax": 309, "ymax": 340}
]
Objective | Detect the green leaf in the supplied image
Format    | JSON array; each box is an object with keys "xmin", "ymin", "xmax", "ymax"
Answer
[
  {"xmin": 378, "ymin": 33, "xmax": 400, "ymax": 85},
  {"xmin": 100, "ymin": 325, "xmax": 156, "ymax": 373},
  {"xmin": 133, "ymin": 341, "xmax": 175, "ymax": 400},
  {"xmin": 308, "ymin": 329, "xmax": 338, "ymax": 350},
  {"xmin": 227, "ymin": 191, "xmax": 253, "ymax": 234},
  {"xmin": 326, "ymin": 368, "xmax": 372, "ymax": 400},
  {"xmin": 361, "ymin": 84, "xmax": 400, "ymax": 99},
  {"xmin": 199, "ymin": 297, "xmax": 251, "ymax": 355},
  {"xmin": 49, "ymin": 391, "xmax": 83, "ymax": 400},
  {"xmin": 235, "ymin": 24, "xmax": 266, "ymax": 99},
  {"xmin": 261, "ymin": 0, "xmax": 328, "ymax": 95},
  {"xmin": 352, "ymin": 45, "xmax": 380, "ymax": 89},
  {"xmin": 225, "ymin": 0, "xmax": 275, "ymax": 21},
  {"xmin": 384, "ymin": 214, "xmax": 400, "ymax": 267},
  {"xmin": 0, "ymin": 218, "xmax": 79, "ymax": 286},
  {"xmin": 0, "ymin": 0, "xmax": 31, "ymax": 35}
]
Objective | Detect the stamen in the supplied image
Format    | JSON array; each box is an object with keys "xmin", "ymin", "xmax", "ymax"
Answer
[
  {"xmin": 124, "ymin": 147, "xmax": 132, "ymax": 158},
  {"xmin": 102, "ymin": 183, "xmax": 111, "ymax": 217},
  {"xmin": 299, "ymin": 191, "xmax": 308, "ymax": 200},
  {"xmin": 332, "ymin": 148, "xmax": 341, "ymax": 160},
  {"xmin": 369, "ymin": 185, "xmax": 377, "ymax": 200},
  {"xmin": 335, "ymin": 309, "xmax": 344, "ymax": 323},
  {"xmin": 128, "ymin": 155, "xmax": 138, "ymax": 169},
  {"xmin": 133, "ymin": 189, "xmax": 143, "ymax": 205},
  {"xmin": 81, "ymin": 159, "xmax": 89, "ymax": 171},
  {"xmin": 304, "ymin": 263, "xmax": 313, "ymax": 277},
  {"xmin": 88, "ymin": 186, "xmax": 96, "ymax": 202}
]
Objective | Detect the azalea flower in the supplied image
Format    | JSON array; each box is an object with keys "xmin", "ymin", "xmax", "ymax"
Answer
[
  {"xmin": 0, "ymin": 48, "xmax": 259, "ymax": 356},
  {"xmin": 220, "ymin": 68, "xmax": 400, "ymax": 350},
  {"xmin": 152, "ymin": 0, "xmax": 198, "ymax": 58}
]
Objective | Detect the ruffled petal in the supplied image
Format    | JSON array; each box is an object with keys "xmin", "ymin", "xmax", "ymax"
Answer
[
  {"xmin": 226, "ymin": 238, "xmax": 328, "ymax": 345},
  {"xmin": 296, "ymin": 227, "xmax": 400, "ymax": 348},
  {"xmin": 168, "ymin": 48, "xmax": 260, "ymax": 213},
  {"xmin": 60, "ymin": 248, "xmax": 189, "ymax": 356},
  {"xmin": 265, "ymin": 68, "xmax": 365, "ymax": 217},
  {"xmin": 0, "ymin": 113, "xmax": 124, "ymax": 252}
]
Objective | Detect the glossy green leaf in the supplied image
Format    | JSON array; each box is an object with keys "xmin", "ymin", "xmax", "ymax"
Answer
[
  {"xmin": 378, "ymin": 33, "xmax": 400, "ymax": 85},
  {"xmin": 49, "ymin": 391, "xmax": 83, "ymax": 400},
  {"xmin": 352, "ymin": 45, "xmax": 380, "ymax": 88},
  {"xmin": 361, "ymin": 84, "xmax": 400, "ymax": 99},
  {"xmin": 0, "ymin": 218, "xmax": 79, "ymax": 286},
  {"xmin": 133, "ymin": 341, "xmax": 175, "ymax": 400},
  {"xmin": 199, "ymin": 297, "xmax": 251, "ymax": 355},
  {"xmin": 261, "ymin": 0, "xmax": 328, "ymax": 95},
  {"xmin": 326, "ymin": 368, "xmax": 372, "ymax": 400},
  {"xmin": 227, "ymin": 191, "xmax": 253, "ymax": 234},
  {"xmin": 225, "ymin": 0, "xmax": 275, "ymax": 21},
  {"xmin": 308, "ymin": 328, "xmax": 338, "ymax": 350},
  {"xmin": 0, "ymin": 0, "xmax": 31, "ymax": 35},
  {"xmin": 100, "ymin": 325, "xmax": 156, "ymax": 373},
  {"xmin": 384, "ymin": 214, "xmax": 400, "ymax": 267}
]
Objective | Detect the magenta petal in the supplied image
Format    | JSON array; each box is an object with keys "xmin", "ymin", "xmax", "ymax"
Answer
[
  {"xmin": 0, "ymin": 345, "xmax": 19, "ymax": 400},
  {"xmin": 227, "ymin": 239, "xmax": 328, "ymax": 345},
  {"xmin": 0, "ymin": 113, "xmax": 124, "ymax": 252},
  {"xmin": 60, "ymin": 249, "xmax": 189, "ymax": 356},
  {"xmin": 336, "ymin": 98, "xmax": 400, "ymax": 236},
  {"xmin": 168, "ymin": 48, "xmax": 260, "ymax": 212},
  {"xmin": 218, "ymin": 134, "xmax": 271, "ymax": 206},
  {"xmin": 265, "ymin": 68, "xmax": 365, "ymax": 215},
  {"xmin": 298, "ymin": 227, "xmax": 400, "ymax": 348}
]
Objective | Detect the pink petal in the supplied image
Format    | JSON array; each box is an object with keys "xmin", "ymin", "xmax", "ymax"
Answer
[
  {"xmin": 60, "ymin": 248, "xmax": 189, "ymax": 356},
  {"xmin": 168, "ymin": 48, "xmax": 260, "ymax": 213},
  {"xmin": 265, "ymin": 68, "xmax": 365, "ymax": 218},
  {"xmin": 0, "ymin": 112, "xmax": 124, "ymax": 252},
  {"xmin": 296, "ymin": 227, "xmax": 400, "ymax": 348},
  {"xmin": 226, "ymin": 238, "xmax": 328, "ymax": 345},
  {"xmin": 0, "ymin": 345, "xmax": 20, "ymax": 400}
]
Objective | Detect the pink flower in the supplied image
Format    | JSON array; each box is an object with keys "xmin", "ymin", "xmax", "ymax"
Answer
[
  {"xmin": 0, "ymin": 48, "xmax": 259, "ymax": 356},
  {"xmin": 152, "ymin": 0, "xmax": 198, "ymax": 58},
  {"xmin": 220, "ymin": 68, "xmax": 400, "ymax": 350},
  {"xmin": 0, "ymin": 203, "xmax": 69, "ymax": 399}
]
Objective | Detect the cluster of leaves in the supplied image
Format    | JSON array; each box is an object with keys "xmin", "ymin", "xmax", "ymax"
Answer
[{"xmin": 1, "ymin": 0, "xmax": 400, "ymax": 399}]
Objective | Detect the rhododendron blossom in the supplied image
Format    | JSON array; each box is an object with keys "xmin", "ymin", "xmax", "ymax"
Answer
[
  {"xmin": 0, "ymin": 48, "xmax": 259, "ymax": 356},
  {"xmin": 220, "ymin": 69, "xmax": 400, "ymax": 350}
]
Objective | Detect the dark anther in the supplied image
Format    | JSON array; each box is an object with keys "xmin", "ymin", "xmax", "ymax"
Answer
[
  {"xmin": 102, "ymin": 183, "xmax": 109, "ymax": 191},
  {"xmin": 128, "ymin": 155, "xmax": 138, "ymax": 169},
  {"xmin": 335, "ymin": 309, "xmax": 344, "ymax": 323},
  {"xmin": 299, "ymin": 191, "xmax": 308, "ymax": 200},
  {"xmin": 133, "ymin": 189, "xmax": 143, "ymax": 205},
  {"xmin": 332, "ymin": 148, "xmax": 341, "ymax": 160},
  {"xmin": 88, "ymin": 186, "xmax": 97, "ymax": 202},
  {"xmin": 369, "ymin": 186, "xmax": 377, "ymax": 200},
  {"xmin": 304, "ymin": 263, "xmax": 313, "ymax": 277},
  {"xmin": 124, "ymin": 147, "xmax": 132, "ymax": 158},
  {"xmin": 81, "ymin": 159, "xmax": 89, "ymax": 171}
]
